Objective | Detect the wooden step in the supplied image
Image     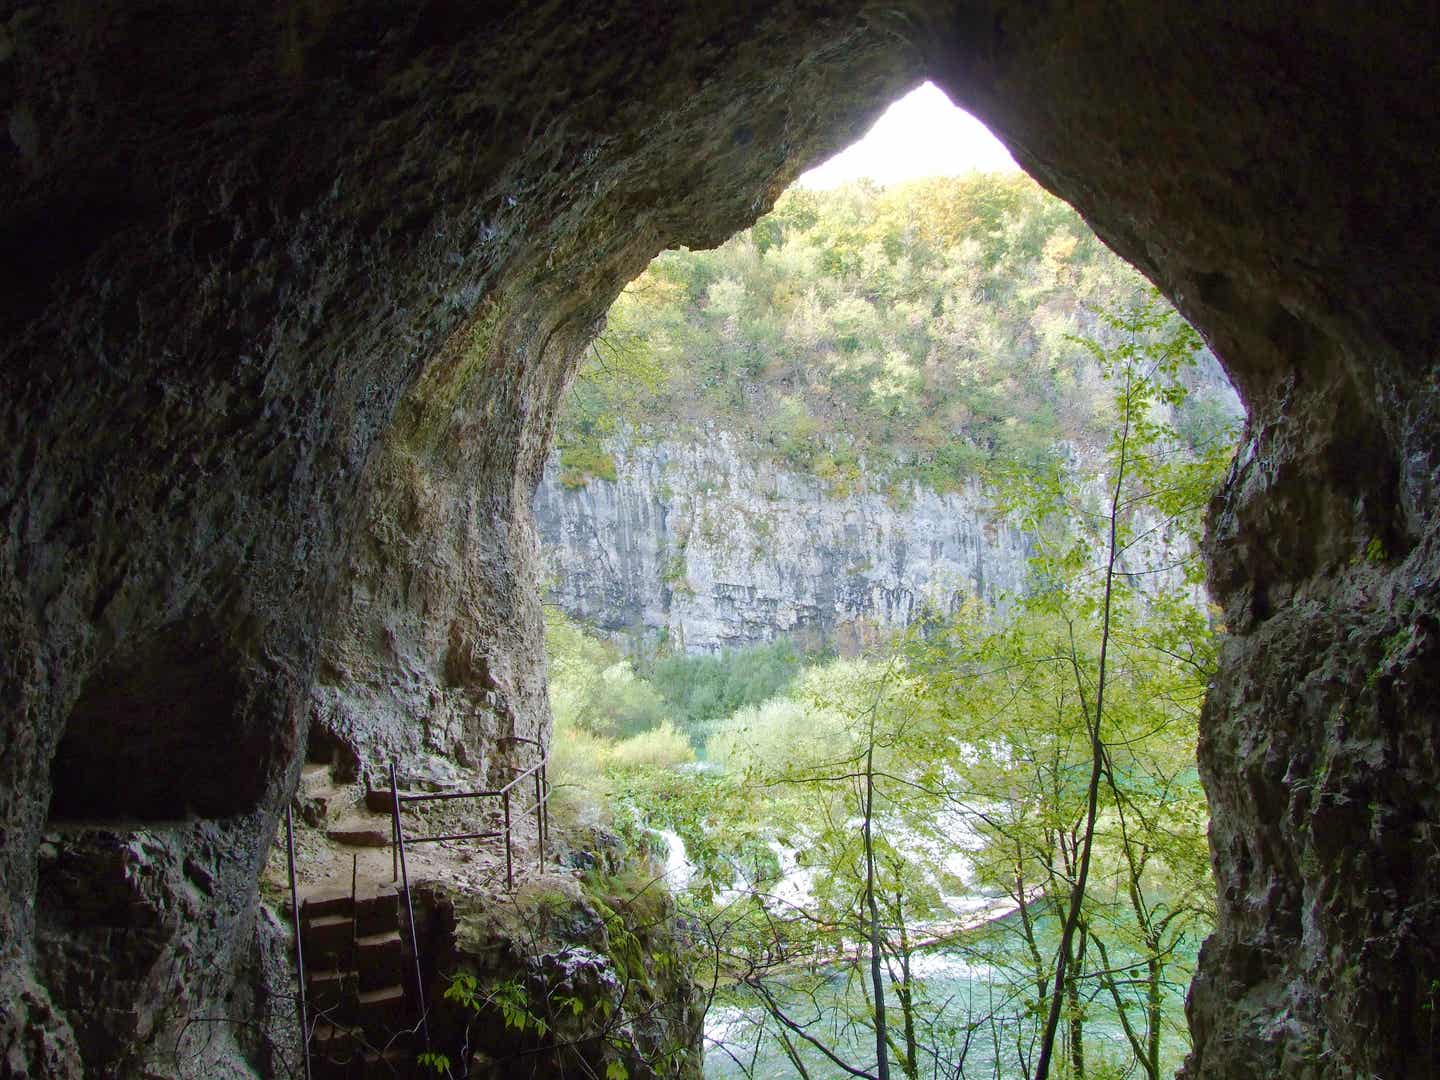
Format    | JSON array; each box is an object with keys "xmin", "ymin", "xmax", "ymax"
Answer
[
  {"xmin": 356, "ymin": 983, "xmax": 409, "ymax": 1034},
  {"xmin": 325, "ymin": 823, "xmax": 390, "ymax": 848},
  {"xmin": 302, "ymin": 913, "xmax": 353, "ymax": 961},
  {"xmin": 301, "ymin": 888, "xmax": 354, "ymax": 920},
  {"xmin": 364, "ymin": 788, "xmax": 399, "ymax": 814},
  {"xmin": 353, "ymin": 887, "xmax": 399, "ymax": 937},
  {"xmin": 310, "ymin": 1023, "xmax": 410, "ymax": 1077},
  {"xmin": 296, "ymin": 766, "xmax": 340, "ymax": 827},
  {"xmin": 311, "ymin": 1022, "xmax": 364, "ymax": 1056},
  {"xmin": 305, "ymin": 968, "xmax": 354, "ymax": 1015},
  {"xmin": 355, "ymin": 930, "xmax": 404, "ymax": 990}
]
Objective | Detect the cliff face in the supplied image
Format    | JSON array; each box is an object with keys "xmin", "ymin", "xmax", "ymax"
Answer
[
  {"xmin": 304, "ymin": 306, "xmax": 576, "ymax": 790},
  {"xmin": 535, "ymin": 434, "xmax": 1032, "ymax": 652},
  {"xmin": 3, "ymin": 2, "xmax": 1439, "ymax": 1076}
]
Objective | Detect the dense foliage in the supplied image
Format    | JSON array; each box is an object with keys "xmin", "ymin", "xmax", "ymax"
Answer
[
  {"xmin": 543, "ymin": 175, "xmax": 1242, "ymax": 1079},
  {"xmin": 646, "ymin": 639, "xmax": 820, "ymax": 746},
  {"xmin": 559, "ymin": 175, "xmax": 1237, "ymax": 493}
]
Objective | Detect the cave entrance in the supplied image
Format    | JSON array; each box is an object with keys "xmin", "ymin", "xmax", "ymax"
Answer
[
  {"xmin": 49, "ymin": 620, "xmax": 274, "ymax": 822},
  {"xmin": 536, "ymin": 81, "xmax": 1238, "ymax": 1079}
]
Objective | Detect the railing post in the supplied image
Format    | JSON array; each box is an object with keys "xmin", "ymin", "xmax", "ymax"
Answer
[
  {"xmin": 285, "ymin": 804, "xmax": 313, "ymax": 1080},
  {"xmin": 349, "ymin": 854, "xmax": 359, "ymax": 964},
  {"xmin": 534, "ymin": 766, "xmax": 545, "ymax": 874},
  {"xmin": 503, "ymin": 789, "xmax": 513, "ymax": 891},
  {"xmin": 541, "ymin": 759, "xmax": 549, "ymax": 858},
  {"xmin": 391, "ymin": 762, "xmax": 430, "ymax": 1051}
]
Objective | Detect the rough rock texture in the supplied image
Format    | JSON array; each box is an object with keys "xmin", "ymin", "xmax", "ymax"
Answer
[
  {"xmin": 0, "ymin": 4, "xmax": 922, "ymax": 1073},
  {"xmin": 306, "ymin": 306, "xmax": 583, "ymax": 788},
  {"xmin": 2, "ymin": 1, "xmax": 1439, "ymax": 1076},
  {"xmin": 535, "ymin": 432, "xmax": 1033, "ymax": 652},
  {"xmin": 33, "ymin": 825, "xmax": 272, "ymax": 1077},
  {"xmin": 232, "ymin": 903, "xmax": 303, "ymax": 1080},
  {"xmin": 416, "ymin": 836, "xmax": 704, "ymax": 1079}
]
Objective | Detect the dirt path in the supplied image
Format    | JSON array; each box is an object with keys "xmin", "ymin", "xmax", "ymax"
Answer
[{"xmin": 263, "ymin": 764, "xmax": 548, "ymax": 909}]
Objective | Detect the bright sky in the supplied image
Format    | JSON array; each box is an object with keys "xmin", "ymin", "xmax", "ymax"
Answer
[{"xmin": 795, "ymin": 82, "xmax": 1019, "ymax": 189}]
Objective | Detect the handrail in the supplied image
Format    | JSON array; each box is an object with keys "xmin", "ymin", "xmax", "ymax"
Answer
[
  {"xmin": 284, "ymin": 804, "xmax": 313, "ymax": 1080},
  {"xmin": 499, "ymin": 755, "xmax": 547, "ymax": 796},
  {"xmin": 389, "ymin": 746, "xmax": 550, "ymax": 893},
  {"xmin": 405, "ymin": 828, "xmax": 505, "ymax": 845},
  {"xmin": 386, "ymin": 744, "xmax": 550, "ymax": 1058},
  {"xmin": 398, "ymin": 788, "xmax": 505, "ymax": 803},
  {"xmin": 390, "ymin": 763, "xmax": 431, "ymax": 1053},
  {"xmin": 397, "ymin": 756, "xmax": 547, "ymax": 804}
]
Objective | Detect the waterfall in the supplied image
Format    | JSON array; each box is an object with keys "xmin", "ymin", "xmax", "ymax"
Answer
[{"xmin": 652, "ymin": 827, "xmax": 696, "ymax": 893}]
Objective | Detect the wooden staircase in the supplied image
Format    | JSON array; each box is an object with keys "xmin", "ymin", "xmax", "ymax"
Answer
[{"xmin": 300, "ymin": 884, "xmax": 414, "ymax": 1078}]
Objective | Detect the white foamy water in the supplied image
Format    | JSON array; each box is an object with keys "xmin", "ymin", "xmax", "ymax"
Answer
[{"xmin": 653, "ymin": 827, "xmax": 697, "ymax": 892}]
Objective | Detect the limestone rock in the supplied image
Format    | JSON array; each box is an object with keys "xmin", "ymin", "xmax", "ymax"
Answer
[
  {"xmin": 418, "ymin": 842, "xmax": 704, "ymax": 1079},
  {"xmin": 2, "ymin": 2, "xmax": 1439, "ymax": 1076},
  {"xmin": 535, "ymin": 432, "xmax": 1032, "ymax": 651}
]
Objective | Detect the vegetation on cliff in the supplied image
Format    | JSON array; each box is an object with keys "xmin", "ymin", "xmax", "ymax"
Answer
[
  {"xmin": 544, "ymin": 221, "xmax": 1237, "ymax": 1074},
  {"xmin": 557, "ymin": 175, "xmax": 1238, "ymax": 494},
  {"xmin": 418, "ymin": 835, "xmax": 705, "ymax": 1079}
]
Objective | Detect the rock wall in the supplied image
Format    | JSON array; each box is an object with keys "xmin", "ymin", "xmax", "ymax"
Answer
[
  {"xmin": 417, "ymin": 832, "xmax": 704, "ymax": 1079},
  {"xmin": 3, "ymin": 2, "xmax": 1439, "ymax": 1076},
  {"xmin": 0, "ymin": 4, "xmax": 922, "ymax": 1073},
  {"xmin": 534, "ymin": 433, "xmax": 1032, "ymax": 652},
  {"xmin": 304, "ymin": 305, "xmax": 581, "ymax": 792}
]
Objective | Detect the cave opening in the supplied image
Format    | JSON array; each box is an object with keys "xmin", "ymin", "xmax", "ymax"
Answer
[
  {"xmin": 536, "ymin": 80, "xmax": 1241, "ymax": 1078},
  {"xmin": 48, "ymin": 621, "xmax": 273, "ymax": 822},
  {"xmin": 4, "ymin": 5, "xmax": 1436, "ymax": 1076}
]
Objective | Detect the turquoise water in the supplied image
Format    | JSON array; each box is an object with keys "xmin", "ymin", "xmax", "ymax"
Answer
[
  {"xmin": 702, "ymin": 916, "xmax": 1196, "ymax": 1079},
  {"xmin": 633, "ymin": 794, "xmax": 1199, "ymax": 1077}
]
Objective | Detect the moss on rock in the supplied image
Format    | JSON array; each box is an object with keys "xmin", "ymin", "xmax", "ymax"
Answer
[{"xmin": 416, "ymin": 831, "xmax": 703, "ymax": 1078}]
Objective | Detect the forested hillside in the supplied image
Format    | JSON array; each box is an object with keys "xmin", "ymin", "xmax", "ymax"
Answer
[
  {"xmin": 557, "ymin": 175, "xmax": 1239, "ymax": 494},
  {"xmin": 536, "ymin": 176, "xmax": 1240, "ymax": 655},
  {"xmin": 540, "ymin": 174, "xmax": 1242, "ymax": 1079}
]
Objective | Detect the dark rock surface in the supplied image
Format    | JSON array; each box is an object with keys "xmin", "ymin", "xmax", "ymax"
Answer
[
  {"xmin": 416, "ymin": 836, "xmax": 704, "ymax": 1079},
  {"xmin": 2, "ymin": 1, "xmax": 1438, "ymax": 1076}
]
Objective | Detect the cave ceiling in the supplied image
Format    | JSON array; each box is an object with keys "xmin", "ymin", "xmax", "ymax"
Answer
[{"xmin": 2, "ymin": 2, "xmax": 1438, "ymax": 1076}]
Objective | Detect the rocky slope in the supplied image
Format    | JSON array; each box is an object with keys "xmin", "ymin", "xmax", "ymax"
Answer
[
  {"xmin": 3, "ymin": 3, "xmax": 1439, "ymax": 1077},
  {"xmin": 535, "ymin": 433, "xmax": 1032, "ymax": 652},
  {"xmin": 417, "ymin": 833, "xmax": 705, "ymax": 1079}
]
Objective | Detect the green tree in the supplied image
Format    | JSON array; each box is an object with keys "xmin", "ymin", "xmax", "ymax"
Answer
[
  {"xmin": 552, "ymin": 175, "xmax": 1239, "ymax": 496},
  {"xmin": 907, "ymin": 294, "xmax": 1225, "ymax": 1078}
]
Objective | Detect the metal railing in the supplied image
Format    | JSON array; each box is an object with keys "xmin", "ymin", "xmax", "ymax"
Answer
[
  {"xmin": 284, "ymin": 804, "xmax": 314, "ymax": 1080},
  {"xmin": 385, "ymin": 738, "xmax": 551, "ymax": 1057},
  {"xmin": 284, "ymin": 811, "xmax": 377, "ymax": 1078},
  {"xmin": 386, "ymin": 737, "xmax": 550, "ymax": 891}
]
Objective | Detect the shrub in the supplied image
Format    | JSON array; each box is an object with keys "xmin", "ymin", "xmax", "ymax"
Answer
[
  {"xmin": 586, "ymin": 662, "xmax": 670, "ymax": 740},
  {"xmin": 705, "ymin": 697, "xmax": 845, "ymax": 773},
  {"xmin": 557, "ymin": 442, "xmax": 618, "ymax": 487},
  {"xmin": 647, "ymin": 638, "xmax": 815, "ymax": 745},
  {"xmin": 548, "ymin": 719, "xmax": 614, "ymax": 829},
  {"xmin": 608, "ymin": 723, "xmax": 695, "ymax": 771}
]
